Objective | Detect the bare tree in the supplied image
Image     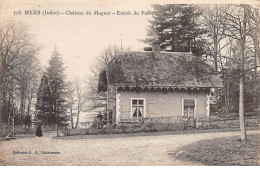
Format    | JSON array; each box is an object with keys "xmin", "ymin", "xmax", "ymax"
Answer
[
  {"xmin": 15, "ymin": 55, "xmax": 41, "ymax": 125},
  {"xmin": 0, "ymin": 20, "xmax": 41, "ymax": 124},
  {"xmin": 67, "ymin": 81, "xmax": 75, "ymax": 128},
  {"xmin": 67, "ymin": 78, "xmax": 88, "ymax": 129},
  {"xmin": 222, "ymin": 4, "xmax": 257, "ymax": 141},
  {"xmin": 74, "ymin": 78, "xmax": 87, "ymax": 128},
  {"xmin": 200, "ymin": 5, "xmax": 234, "ymax": 114},
  {"xmin": 85, "ymin": 45, "xmax": 120, "ymax": 112},
  {"xmin": 247, "ymin": 5, "xmax": 260, "ymax": 110},
  {"xmin": 201, "ymin": 4, "xmax": 229, "ymax": 72},
  {"xmin": 66, "ymin": 46, "xmax": 115, "ymax": 127}
]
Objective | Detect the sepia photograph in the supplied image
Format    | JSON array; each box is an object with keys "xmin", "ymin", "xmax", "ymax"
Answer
[{"xmin": 0, "ymin": 0, "xmax": 259, "ymax": 166}]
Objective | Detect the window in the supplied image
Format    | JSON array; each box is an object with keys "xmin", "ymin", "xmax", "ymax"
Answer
[
  {"xmin": 131, "ymin": 99, "xmax": 144, "ymax": 118},
  {"xmin": 183, "ymin": 99, "xmax": 195, "ymax": 118}
]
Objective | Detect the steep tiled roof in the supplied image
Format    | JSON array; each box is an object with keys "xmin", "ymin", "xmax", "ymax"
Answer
[{"xmin": 106, "ymin": 51, "xmax": 223, "ymax": 88}]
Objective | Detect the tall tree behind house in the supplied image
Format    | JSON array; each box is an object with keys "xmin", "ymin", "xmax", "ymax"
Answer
[
  {"xmin": 36, "ymin": 49, "xmax": 68, "ymax": 135},
  {"xmin": 36, "ymin": 73, "xmax": 52, "ymax": 124},
  {"xmin": 143, "ymin": 4, "xmax": 207, "ymax": 56},
  {"xmin": 47, "ymin": 49, "xmax": 68, "ymax": 134}
]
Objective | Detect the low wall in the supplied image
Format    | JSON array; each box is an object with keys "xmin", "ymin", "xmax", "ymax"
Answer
[
  {"xmin": 68, "ymin": 128, "xmax": 88, "ymax": 135},
  {"xmin": 67, "ymin": 117, "xmax": 197, "ymax": 136},
  {"xmin": 64, "ymin": 116, "xmax": 260, "ymax": 136},
  {"xmin": 196, "ymin": 117, "xmax": 260, "ymax": 129},
  {"xmin": 0, "ymin": 124, "xmax": 58, "ymax": 137}
]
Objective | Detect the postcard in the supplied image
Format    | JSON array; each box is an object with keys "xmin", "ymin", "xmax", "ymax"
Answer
[{"xmin": 0, "ymin": 0, "xmax": 259, "ymax": 166}]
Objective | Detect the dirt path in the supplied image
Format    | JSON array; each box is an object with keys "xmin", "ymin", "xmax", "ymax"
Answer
[{"xmin": 1, "ymin": 130, "xmax": 259, "ymax": 166}]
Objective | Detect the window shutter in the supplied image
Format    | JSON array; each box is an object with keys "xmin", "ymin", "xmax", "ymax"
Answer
[{"xmin": 184, "ymin": 99, "xmax": 195, "ymax": 107}]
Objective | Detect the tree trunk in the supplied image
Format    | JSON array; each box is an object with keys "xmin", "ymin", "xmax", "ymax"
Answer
[
  {"xmin": 1, "ymin": 89, "xmax": 6, "ymax": 123},
  {"xmin": 226, "ymin": 75, "xmax": 230, "ymax": 112},
  {"xmin": 20, "ymin": 91, "xmax": 26, "ymax": 125},
  {"xmin": 239, "ymin": 75, "xmax": 247, "ymax": 141},
  {"xmin": 75, "ymin": 110, "xmax": 80, "ymax": 129},
  {"xmin": 252, "ymin": 36, "xmax": 259, "ymax": 111},
  {"xmin": 0, "ymin": 80, "xmax": 2, "ymax": 123},
  {"xmin": 56, "ymin": 101, "xmax": 58, "ymax": 136},
  {"xmin": 54, "ymin": 100, "xmax": 59, "ymax": 136},
  {"xmin": 213, "ymin": 38, "xmax": 218, "ymax": 72},
  {"xmin": 253, "ymin": 10, "xmax": 260, "ymax": 111},
  {"xmin": 56, "ymin": 123, "xmax": 58, "ymax": 137},
  {"xmin": 70, "ymin": 109, "xmax": 74, "ymax": 129},
  {"xmin": 26, "ymin": 91, "xmax": 33, "ymax": 128},
  {"xmin": 239, "ymin": 5, "xmax": 247, "ymax": 142},
  {"xmin": 253, "ymin": 64, "xmax": 256, "ymax": 111}
]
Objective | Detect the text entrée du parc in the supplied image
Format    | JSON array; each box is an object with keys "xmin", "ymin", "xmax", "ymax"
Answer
[{"xmin": 13, "ymin": 10, "xmax": 153, "ymax": 16}]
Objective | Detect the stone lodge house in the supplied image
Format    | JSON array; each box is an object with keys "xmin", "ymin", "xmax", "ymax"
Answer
[{"xmin": 98, "ymin": 49, "xmax": 223, "ymax": 125}]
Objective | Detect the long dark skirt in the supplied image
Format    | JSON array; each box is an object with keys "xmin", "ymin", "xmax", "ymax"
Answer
[{"xmin": 36, "ymin": 126, "xmax": 43, "ymax": 137}]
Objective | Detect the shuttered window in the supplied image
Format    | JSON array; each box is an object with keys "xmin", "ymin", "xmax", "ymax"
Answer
[{"xmin": 183, "ymin": 99, "xmax": 195, "ymax": 118}]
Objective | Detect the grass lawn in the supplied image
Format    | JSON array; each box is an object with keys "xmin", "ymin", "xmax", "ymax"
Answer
[{"xmin": 171, "ymin": 134, "xmax": 260, "ymax": 166}]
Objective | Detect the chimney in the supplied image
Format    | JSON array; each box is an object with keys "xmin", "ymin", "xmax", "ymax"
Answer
[{"xmin": 151, "ymin": 27, "xmax": 161, "ymax": 59}]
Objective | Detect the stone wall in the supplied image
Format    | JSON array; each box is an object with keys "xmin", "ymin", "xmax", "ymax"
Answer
[{"xmin": 196, "ymin": 117, "xmax": 260, "ymax": 129}]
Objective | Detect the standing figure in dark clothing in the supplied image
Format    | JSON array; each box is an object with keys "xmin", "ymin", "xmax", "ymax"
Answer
[
  {"xmin": 97, "ymin": 112, "xmax": 103, "ymax": 129},
  {"xmin": 109, "ymin": 110, "xmax": 113, "ymax": 125},
  {"xmin": 36, "ymin": 123, "xmax": 43, "ymax": 137}
]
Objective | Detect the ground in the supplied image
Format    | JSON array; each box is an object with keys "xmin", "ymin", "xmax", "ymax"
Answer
[
  {"xmin": 0, "ymin": 130, "xmax": 259, "ymax": 166},
  {"xmin": 172, "ymin": 134, "xmax": 260, "ymax": 165}
]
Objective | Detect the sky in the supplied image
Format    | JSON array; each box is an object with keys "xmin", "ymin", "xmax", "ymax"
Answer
[
  {"xmin": 0, "ymin": 0, "xmax": 153, "ymax": 80},
  {"xmin": 1, "ymin": 0, "xmax": 259, "ymax": 80}
]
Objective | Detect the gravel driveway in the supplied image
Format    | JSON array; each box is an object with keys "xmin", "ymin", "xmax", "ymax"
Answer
[{"xmin": 1, "ymin": 130, "xmax": 259, "ymax": 166}]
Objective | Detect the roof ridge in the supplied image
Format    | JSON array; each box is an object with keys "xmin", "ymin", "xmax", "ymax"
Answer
[{"xmin": 105, "ymin": 51, "xmax": 223, "ymax": 88}]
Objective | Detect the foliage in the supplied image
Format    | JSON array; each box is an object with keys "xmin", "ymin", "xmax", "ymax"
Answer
[
  {"xmin": 86, "ymin": 45, "xmax": 120, "ymax": 111},
  {"xmin": 214, "ymin": 5, "xmax": 259, "ymax": 122},
  {"xmin": 107, "ymin": 59, "xmax": 126, "ymax": 84},
  {"xmin": 0, "ymin": 21, "xmax": 41, "ymax": 124},
  {"xmin": 36, "ymin": 49, "xmax": 68, "ymax": 127},
  {"xmin": 36, "ymin": 74, "xmax": 52, "ymax": 124},
  {"xmin": 67, "ymin": 78, "xmax": 88, "ymax": 129},
  {"xmin": 143, "ymin": 4, "xmax": 207, "ymax": 55},
  {"xmin": 142, "ymin": 4, "xmax": 260, "ymax": 120},
  {"xmin": 218, "ymin": 69, "xmax": 258, "ymax": 115},
  {"xmin": 97, "ymin": 70, "xmax": 107, "ymax": 92}
]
